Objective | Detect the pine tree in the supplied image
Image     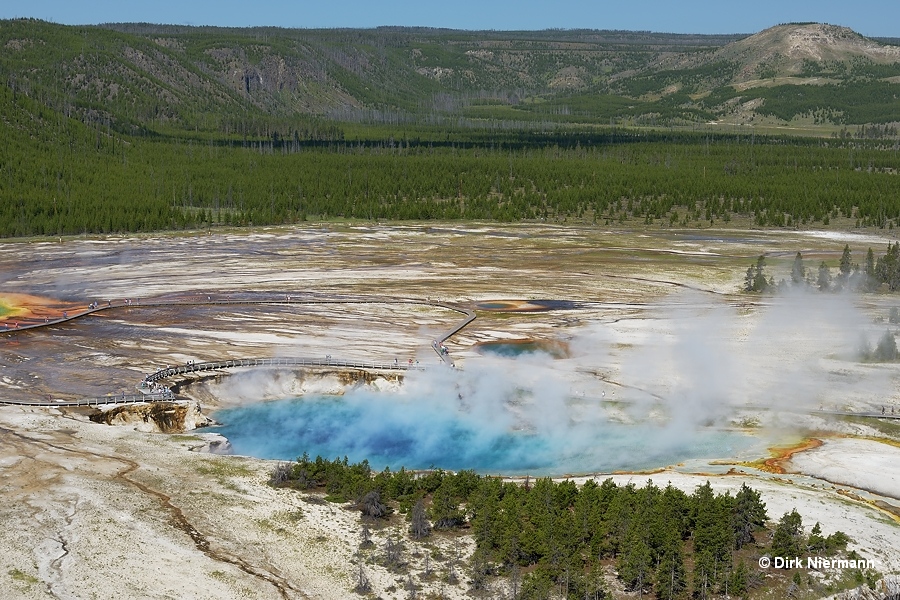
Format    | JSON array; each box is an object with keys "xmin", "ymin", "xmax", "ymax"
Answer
[
  {"xmin": 807, "ymin": 522, "xmax": 826, "ymax": 552},
  {"xmin": 655, "ymin": 533, "xmax": 686, "ymax": 600},
  {"xmin": 753, "ymin": 255, "xmax": 768, "ymax": 292},
  {"xmin": 791, "ymin": 252, "xmax": 806, "ymax": 286},
  {"xmin": 498, "ymin": 485, "xmax": 526, "ymax": 565},
  {"xmin": 605, "ymin": 483, "xmax": 637, "ymax": 558},
  {"xmin": 729, "ymin": 561, "xmax": 748, "ymax": 596},
  {"xmin": 865, "ymin": 247, "xmax": 877, "ymax": 290},
  {"xmin": 359, "ymin": 489, "xmax": 387, "ymax": 519},
  {"xmin": 883, "ymin": 243, "xmax": 900, "ymax": 290},
  {"xmin": 771, "ymin": 509, "xmax": 804, "ymax": 558},
  {"xmin": 618, "ymin": 527, "xmax": 652, "ymax": 594},
  {"xmin": 731, "ymin": 483, "xmax": 767, "ymax": 550},
  {"xmin": 429, "ymin": 478, "xmax": 464, "ymax": 529},
  {"xmin": 874, "ymin": 330, "xmax": 898, "ymax": 361},
  {"xmin": 744, "ymin": 266, "xmax": 755, "ymax": 292},
  {"xmin": 468, "ymin": 477, "xmax": 502, "ymax": 551},
  {"xmin": 817, "ymin": 261, "xmax": 832, "ymax": 291},
  {"xmin": 691, "ymin": 483, "xmax": 734, "ymax": 595},
  {"xmin": 354, "ymin": 548, "xmax": 371, "ymax": 593},
  {"xmin": 839, "ymin": 244, "xmax": 852, "ymax": 279}
]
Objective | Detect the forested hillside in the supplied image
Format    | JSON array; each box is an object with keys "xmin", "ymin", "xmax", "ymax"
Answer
[
  {"xmin": 2, "ymin": 19, "xmax": 900, "ymax": 237},
  {"xmin": 3, "ymin": 19, "xmax": 900, "ymax": 132},
  {"xmin": 3, "ymin": 75, "xmax": 900, "ymax": 237},
  {"xmin": 0, "ymin": 19, "xmax": 732, "ymax": 134}
]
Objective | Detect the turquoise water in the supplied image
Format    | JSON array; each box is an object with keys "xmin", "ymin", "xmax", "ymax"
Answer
[
  {"xmin": 476, "ymin": 341, "xmax": 567, "ymax": 359},
  {"xmin": 211, "ymin": 392, "xmax": 759, "ymax": 475},
  {"xmin": 477, "ymin": 341, "xmax": 546, "ymax": 357}
]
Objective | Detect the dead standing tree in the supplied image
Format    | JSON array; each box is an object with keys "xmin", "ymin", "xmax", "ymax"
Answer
[
  {"xmin": 409, "ymin": 498, "xmax": 431, "ymax": 540},
  {"xmin": 360, "ymin": 522, "xmax": 374, "ymax": 549},
  {"xmin": 354, "ymin": 548, "xmax": 371, "ymax": 594},
  {"xmin": 383, "ymin": 534, "xmax": 405, "ymax": 572}
]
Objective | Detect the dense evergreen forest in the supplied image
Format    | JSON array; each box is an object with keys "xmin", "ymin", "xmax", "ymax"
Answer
[
  {"xmin": 270, "ymin": 455, "xmax": 871, "ymax": 599},
  {"xmin": 2, "ymin": 78, "xmax": 900, "ymax": 238},
  {"xmin": 2, "ymin": 19, "xmax": 900, "ymax": 238}
]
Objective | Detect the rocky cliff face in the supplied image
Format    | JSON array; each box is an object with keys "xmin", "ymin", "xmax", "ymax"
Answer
[{"xmin": 89, "ymin": 401, "xmax": 213, "ymax": 433}]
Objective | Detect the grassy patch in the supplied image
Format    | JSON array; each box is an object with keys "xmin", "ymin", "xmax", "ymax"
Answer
[
  {"xmin": 8, "ymin": 569, "xmax": 39, "ymax": 585},
  {"xmin": 271, "ymin": 508, "xmax": 304, "ymax": 524},
  {"xmin": 194, "ymin": 458, "xmax": 257, "ymax": 494},
  {"xmin": 209, "ymin": 570, "xmax": 230, "ymax": 582},
  {"xmin": 254, "ymin": 517, "xmax": 292, "ymax": 535},
  {"xmin": 194, "ymin": 458, "xmax": 255, "ymax": 478},
  {"xmin": 284, "ymin": 508, "xmax": 304, "ymax": 522},
  {"xmin": 840, "ymin": 416, "xmax": 900, "ymax": 442}
]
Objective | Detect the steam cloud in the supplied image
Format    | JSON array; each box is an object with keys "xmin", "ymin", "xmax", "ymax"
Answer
[{"xmin": 213, "ymin": 289, "xmax": 892, "ymax": 474}]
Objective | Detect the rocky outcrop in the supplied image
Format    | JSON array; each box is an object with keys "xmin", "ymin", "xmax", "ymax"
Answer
[
  {"xmin": 90, "ymin": 401, "xmax": 213, "ymax": 433},
  {"xmin": 823, "ymin": 576, "xmax": 900, "ymax": 600},
  {"xmin": 189, "ymin": 433, "xmax": 234, "ymax": 455},
  {"xmin": 713, "ymin": 23, "xmax": 900, "ymax": 83}
]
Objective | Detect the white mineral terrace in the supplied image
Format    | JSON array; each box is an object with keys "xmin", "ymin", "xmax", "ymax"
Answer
[{"xmin": 1, "ymin": 224, "xmax": 899, "ymax": 599}]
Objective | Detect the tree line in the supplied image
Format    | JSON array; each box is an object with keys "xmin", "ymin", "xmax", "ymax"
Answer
[
  {"xmin": 270, "ymin": 454, "xmax": 867, "ymax": 599},
  {"xmin": 746, "ymin": 243, "xmax": 900, "ymax": 294},
  {"xmin": 4, "ymin": 79, "xmax": 900, "ymax": 238},
  {"xmin": 744, "ymin": 244, "xmax": 900, "ymax": 361}
]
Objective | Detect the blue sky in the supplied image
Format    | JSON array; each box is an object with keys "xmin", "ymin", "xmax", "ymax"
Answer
[{"xmin": 2, "ymin": 1, "xmax": 898, "ymax": 37}]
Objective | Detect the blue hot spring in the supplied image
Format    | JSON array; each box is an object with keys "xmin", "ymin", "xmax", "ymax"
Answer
[{"xmin": 211, "ymin": 389, "xmax": 759, "ymax": 475}]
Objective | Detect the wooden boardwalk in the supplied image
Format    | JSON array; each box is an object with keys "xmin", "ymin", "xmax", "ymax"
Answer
[
  {"xmin": 144, "ymin": 356, "xmax": 425, "ymax": 385},
  {"xmin": 6, "ymin": 392, "xmax": 176, "ymax": 408},
  {"xmin": 0, "ymin": 293, "xmax": 474, "ymax": 407}
]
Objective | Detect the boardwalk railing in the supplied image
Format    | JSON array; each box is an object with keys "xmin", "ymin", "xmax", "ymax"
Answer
[
  {"xmin": 3, "ymin": 392, "xmax": 176, "ymax": 408},
  {"xmin": 1, "ymin": 294, "xmax": 476, "ymax": 338},
  {"xmin": 144, "ymin": 356, "xmax": 426, "ymax": 384},
  {"xmin": 1, "ymin": 292, "xmax": 473, "ymax": 407},
  {"xmin": 0, "ymin": 354, "xmax": 424, "ymax": 407}
]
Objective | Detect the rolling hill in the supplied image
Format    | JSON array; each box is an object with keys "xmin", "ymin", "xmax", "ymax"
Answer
[
  {"xmin": 2, "ymin": 19, "xmax": 899, "ymax": 135},
  {"xmin": 2, "ymin": 19, "xmax": 900, "ymax": 238}
]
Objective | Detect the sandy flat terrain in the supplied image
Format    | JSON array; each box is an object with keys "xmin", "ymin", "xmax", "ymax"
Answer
[{"xmin": 2, "ymin": 223, "xmax": 900, "ymax": 598}]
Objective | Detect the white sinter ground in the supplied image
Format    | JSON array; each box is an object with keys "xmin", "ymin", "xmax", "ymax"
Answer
[{"xmin": 1, "ymin": 224, "xmax": 899, "ymax": 599}]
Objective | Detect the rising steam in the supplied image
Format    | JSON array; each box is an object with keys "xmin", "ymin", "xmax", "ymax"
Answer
[{"xmin": 212, "ymin": 288, "xmax": 891, "ymax": 474}]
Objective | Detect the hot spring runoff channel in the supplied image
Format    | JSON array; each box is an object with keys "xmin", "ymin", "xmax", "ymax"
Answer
[{"xmin": 211, "ymin": 391, "xmax": 760, "ymax": 475}]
